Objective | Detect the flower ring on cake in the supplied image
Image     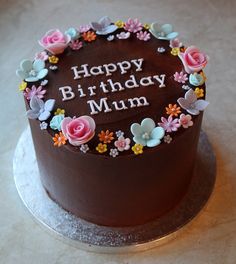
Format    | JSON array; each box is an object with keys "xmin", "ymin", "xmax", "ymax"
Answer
[
  {"xmin": 39, "ymin": 29, "xmax": 71, "ymax": 55},
  {"xmin": 178, "ymin": 46, "xmax": 209, "ymax": 74},
  {"xmin": 61, "ymin": 116, "xmax": 96, "ymax": 146},
  {"xmin": 131, "ymin": 118, "xmax": 165, "ymax": 147}
]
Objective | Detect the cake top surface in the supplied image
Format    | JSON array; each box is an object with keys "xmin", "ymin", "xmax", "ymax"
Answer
[{"xmin": 16, "ymin": 17, "xmax": 209, "ymax": 157}]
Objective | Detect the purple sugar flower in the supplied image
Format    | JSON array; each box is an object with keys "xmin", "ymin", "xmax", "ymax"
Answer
[
  {"xmin": 23, "ymin": 85, "xmax": 46, "ymax": 100},
  {"xmin": 158, "ymin": 116, "xmax": 180, "ymax": 132},
  {"xmin": 136, "ymin": 31, "xmax": 151, "ymax": 41},
  {"xmin": 124, "ymin": 18, "xmax": 142, "ymax": 33},
  {"xmin": 174, "ymin": 71, "xmax": 188, "ymax": 83}
]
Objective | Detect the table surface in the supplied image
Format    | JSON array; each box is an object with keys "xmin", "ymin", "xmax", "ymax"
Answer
[{"xmin": 1, "ymin": 0, "xmax": 236, "ymax": 263}]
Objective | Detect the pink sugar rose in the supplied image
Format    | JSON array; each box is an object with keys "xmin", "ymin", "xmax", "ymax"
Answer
[
  {"xmin": 114, "ymin": 136, "xmax": 131, "ymax": 152},
  {"xmin": 178, "ymin": 46, "xmax": 209, "ymax": 74},
  {"xmin": 61, "ymin": 116, "xmax": 96, "ymax": 146},
  {"xmin": 39, "ymin": 29, "xmax": 71, "ymax": 55},
  {"xmin": 179, "ymin": 114, "xmax": 193, "ymax": 128}
]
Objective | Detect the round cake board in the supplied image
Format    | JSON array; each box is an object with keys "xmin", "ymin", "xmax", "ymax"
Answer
[{"xmin": 13, "ymin": 126, "xmax": 216, "ymax": 253}]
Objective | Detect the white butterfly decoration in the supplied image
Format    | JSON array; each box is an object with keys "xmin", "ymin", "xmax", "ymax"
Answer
[
  {"xmin": 26, "ymin": 95, "xmax": 55, "ymax": 121},
  {"xmin": 91, "ymin": 16, "xmax": 117, "ymax": 35},
  {"xmin": 177, "ymin": 89, "xmax": 209, "ymax": 115}
]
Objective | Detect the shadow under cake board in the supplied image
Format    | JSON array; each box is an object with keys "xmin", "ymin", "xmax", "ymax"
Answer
[{"xmin": 13, "ymin": 127, "xmax": 216, "ymax": 253}]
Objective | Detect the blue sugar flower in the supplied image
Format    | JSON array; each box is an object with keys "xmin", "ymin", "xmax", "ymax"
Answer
[
  {"xmin": 130, "ymin": 118, "xmax": 165, "ymax": 147},
  {"xmin": 16, "ymin": 59, "xmax": 48, "ymax": 82},
  {"xmin": 149, "ymin": 22, "xmax": 178, "ymax": 40},
  {"xmin": 50, "ymin": 114, "xmax": 65, "ymax": 131},
  {"xmin": 189, "ymin": 73, "xmax": 205, "ymax": 86},
  {"xmin": 65, "ymin": 27, "xmax": 80, "ymax": 40}
]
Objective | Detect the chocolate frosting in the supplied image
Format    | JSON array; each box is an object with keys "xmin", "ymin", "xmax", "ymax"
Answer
[{"xmin": 25, "ymin": 28, "xmax": 206, "ymax": 226}]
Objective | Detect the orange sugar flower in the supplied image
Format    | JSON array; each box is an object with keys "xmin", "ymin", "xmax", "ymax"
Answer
[
  {"xmin": 98, "ymin": 130, "xmax": 114, "ymax": 144},
  {"xmin": 53, "ymin": 132, "xmax": 67, "ymax": 147},
  {"xmin": 82, "ymin": 31, "xmax": 96, "ymax": 42},
  {"xmin": 165, "ymin": 104, "xmax": 181, "ymax": 117}
]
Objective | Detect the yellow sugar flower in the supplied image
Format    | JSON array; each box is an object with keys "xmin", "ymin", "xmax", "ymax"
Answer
[
  {"xmin": 171, "ymin": 47, "xmax": 180, "ymax": 56},
  {"xmin": 49, "ymin": 55, "xmax": 59, "ymax": 64},
  {"xmin": 132, "ymin": 144, "xmax": 143, "ymax": 155},
  {"xmin": 194, "ymin": 87, "xmax": 204, "ymax": 98},
  {"xmin": 54, "ymin": 108, "xmax": 65, "ymax": 115},
  {"xmin": 143, "ymin": 23, "xmax": 150, "ymax": 30},
  {"xmin": 96, "ymin": 143, "xmax": 107, "ymax": 153},
  {"xmin": 19, "ymin": 81, "xmax": 27, "ymax": 91},
  {"xmin": 115, "ymin": 20, "xmax": 125, "ymax": 28}
]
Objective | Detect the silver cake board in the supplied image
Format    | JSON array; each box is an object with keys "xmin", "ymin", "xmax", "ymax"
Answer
[{"xmin": 13, "ymin": 126, "xmax": 216, "ymax": 253}]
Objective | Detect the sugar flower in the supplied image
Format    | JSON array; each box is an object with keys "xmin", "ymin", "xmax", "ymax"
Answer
[
  {"xmin": 182, "ymin": 85, "xmax": 191, "ymax": 90},
  {"xmin": 124, "ymin": 18, "xmax": 142, "ymax": 33},
  {"xmin": 98, "ymin": 130, "xmax": 114, "ymax": 144},
  {"xmin": 65, "ymin": 27, "xmax": 80, "ymax": 40},
  {"xmin": 174, "ymin": 71, "xmax": 188, "ymax": 83},
  {"xmin": 41, "ymin": 79, "xmax": 48, "ymax": 86},
  {"xmin": 48, "ymin": 55, "xmax": 59, "ymax": 64},
  {"xmin": 79, "ymin": 24, "xmax": 91, "ymax": 33},
  {"xmin": 158, "ymin": 116, "xmax": 180, "ymax": 132},
  {"xmin": 131, "ymin": 118, "xmax": 165, "ymax": 147},
  {"xmin": 179, "ymin": 114, "xmax": 193, "ymax": 128},
  {"xmin": 53, "ymin": 132, "xmax": 67, "ymax": 147},
  {"xmin": 164, "ymin": 135, "xmax": 172, "ymax": 144},
  {"xmin": 136, "ymin": 31, "xmax": 151, "ymax": 41},
  {"xmin": 143, "ymin": 23, "xmax": 150, "ymax": 30},
  {"xmin": 40, "ymin": 121, "xmax": 48, "ymax": 130},
  {"xmin": 177, "ymin": 89, "xmax": 209, "ymax": 115},
  {"xmin": 96, "ymin": 143, "xmax": 107, "ymax": 153},
  {"xmin": 39, "ymin": 29, "xmax": 71, "ymax": 55},
  {"xmin": 189, "ymin": 72, "xmax": 205, "ymax": 86},
  {"xmin": 82, "ymin": 31, "xmax": 96, "ymax": 42},
  {"xmin": 69, "ymin": 40, "xmax": 83, "ymax": 50},
  {"xmin": 91, "ymin": 16, "xmax": 117, "ymax": 35},
  {"xmin": 16, "ymin": 59, "xmax": 48, "ymax": 82},
  {"xmin": 149, "ymin": 22, "xmax": 178, "ymax": 40},
  {"xmin": 110, "ymin": 148, "xmax": 119, "ymax": 158},
  {"xmin": 194, "ymin": 87, "xmax": 204, "ymax": 98},
  {"xmin": 115, "ymin": 20, "xmax": 125, "ymax": 28},
  {"xmin": 34, "ymin": 51, "xmax": 49, "ymax": 61},
  {"xmin": 19, "ymin": 81, "xmax": 27, "ymax": 91},
  {"xmin": 23, "ymin": 85, "xmax": 46, "ymax": 100},
  {"xmin": 26, "ymin": 96, "xmax": 55, "ymax": 121},
  {"xmin": 170, "ymin": 38, "xmax": 182, "ymax": 48},
  {"xmin": 49, "ymin": 65, "xmax": 58, "ymax": 71},
  {"xmin": 165, "ymin": 103, "xmax": 181, "ymax": 117},
  {"xmin": 54, "ymin": 108, "xmax": 65, "ymax": 115},
  {"xmin": 50, "ymin": 114, "xmax": 64, "ymax": 131},
  {"xmin": 116, "ymin": 32, "xmax": 130, "ymax": 39},
  {"xmin": 80, "ymin": 144, "xmax": 89, "ymax": 153},
  {"xmin": 178, "ymin": 46, "xmax": 209, "ymax": 74},
  {"xmin": 114, "ymin": 136, "xmax": 131, "ymax": 152},
  {"xmin": 107, "ymin": 35, "xmax": 114, "ymax": 41},
  {"xmin": 61, "ymin": 116, "xmax": 96, "ymax": 146},
  {"xmin": 157, "ymin": 47, "xmax": 165, "ymax": 53},
  {"xmin": 115, "ymin": 130, "xmax": 124, "ymax": 138},
  {"xmin": 132, "ymin": 144, "xmax": 143, "ymax": 155},
  {"xmin": 171, "ymin": 47, "xmax": 180, "ymax": 56}
]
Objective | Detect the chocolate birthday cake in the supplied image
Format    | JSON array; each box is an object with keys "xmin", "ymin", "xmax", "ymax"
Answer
[{"xmin": 16, "ymin": 17, "xmax": 209, "ymax": 227}]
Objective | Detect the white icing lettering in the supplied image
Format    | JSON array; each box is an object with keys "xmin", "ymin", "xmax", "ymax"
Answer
[
  {"xmin": 131, "ymin": 58, "xmax": 144, "ymax": 72},
  {"xmin": 107, "ymin": 79, "xmax": 125, "ymax": 92},
  {"xmin": 87, "ymin": 97, "xmax": 112, "ymax": 115},
  {"xmin": 140, "ymin": 76, "xmax": 155, "ymax": 86},
  {"xmin": 100, "ymin": 82, "xmax": 109, "ymax": 93},
  {"xmin": 112, "ymin": 100, "xmax": 128, "ymax": 111},
  {"xmin": 103, "ymin": 63, "xmax": 117, "ymax": 76},
  {"xmin": 117, "ymin": 61, "xmax": 131, "ymax": 74},
  {"xmin": 153, "ymin": 74, "xmax": 166, "ymax": 88},
  {"xmin": 59, "ymin": 86, "xmax": 75, "ymax": 101},
  {"xmin": 77, "ymin": 84, "xmax": 86, "ymax": 97},
  {"xmin": 88, "ymin": 86, "xmax": 97, "ymax": 96},
  {"xmin": 125, "ymin": 75, "xmax": 139, "ymax": 89},
  {"xmin": 71, "ymin": 64, "xmax": 91, "ymax": 79},
  {"xmin": 128, "ymin": 96, "xmax": 150, "ymax": 108},
  {"xmin": 90, "ymin": 65, "xmax": 104, "ymax": 76}
]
